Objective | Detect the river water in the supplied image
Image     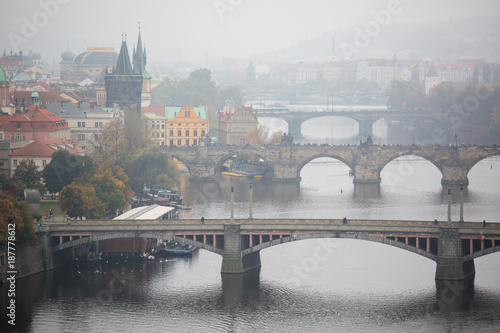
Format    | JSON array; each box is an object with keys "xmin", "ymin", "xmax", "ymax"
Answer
[{"xmin": 2, "ymin": 116, "xmax": 500, "ymax": 332}]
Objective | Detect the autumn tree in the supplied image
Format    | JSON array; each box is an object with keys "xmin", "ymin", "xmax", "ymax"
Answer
[
  {"xmin": 0, "ymin": 193, "xmax": 36, "ymax": 245},
  {"xmin": 387, "ymin": 80, "xmax": 425, "ymax": 110},
  {"xmin": 246, "ymin": 125, "xmax": 282, "ymax": 145},
  {"xmin": 42, "ymin": 150, "xmax": 97, "ymax": 193},
  {"xmin": 88, "ymin": 166, "xmax": 134, "ymax": 213},
  {"xmin": 59, "ymin": 183, "xmax": 93, "ymax": 219},
  {"xmin": 124, "ymin": 145, "xmax": 178, "ymax": 196}
]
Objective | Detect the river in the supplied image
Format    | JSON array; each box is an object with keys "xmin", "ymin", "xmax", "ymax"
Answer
[{"xmin": 2, "ymin": 154, "xmax": 500, "ymax": 332}]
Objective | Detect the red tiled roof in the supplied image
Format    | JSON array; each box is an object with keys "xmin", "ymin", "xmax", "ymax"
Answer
[
  {"xmin": 0, "ymin": 105, "xmax": 69, "ymax": 132},
  {"xmin": 9, "ymin": 138, "xmax": 85, "ymax": 157},
  {"xmin": 141, "ymin": 107, "xmax": 165, "ymax": 117},
  {"xmin": 11, "ymin": 91, "xmax": 68, "ymax": 106}
]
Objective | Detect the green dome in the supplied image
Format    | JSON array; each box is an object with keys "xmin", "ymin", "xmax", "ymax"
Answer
[
  {"xmin": 0, "ymin": 64, "xmax": 8, "ymax": 83},
  {"xmin": 31, "ymin": 91, "xmax": 39, "ymax": 98}
]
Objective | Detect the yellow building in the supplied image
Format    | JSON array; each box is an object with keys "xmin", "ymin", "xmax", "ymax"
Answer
[{"xmin": 165, "ymin": 106, "xmax": 208, "ymax": 146}]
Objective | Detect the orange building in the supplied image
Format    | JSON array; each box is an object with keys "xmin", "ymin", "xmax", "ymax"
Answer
[{"xmin": 165, "ymin": 106, "xmax": 208, "ymax": 146}]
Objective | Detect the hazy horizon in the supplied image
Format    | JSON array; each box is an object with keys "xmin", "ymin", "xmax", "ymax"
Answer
[{"xmin": 1, "ymin": 0, "xmax": 499, "ymax": 70}]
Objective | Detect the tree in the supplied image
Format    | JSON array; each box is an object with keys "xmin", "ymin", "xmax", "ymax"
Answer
[
  {"xmin": 387, "ymin": 80, "xmax": 425, "ymax": 111},
  {"xmin": 13, "ymin": 159, "xmax": 41, "ymax": 189},
  {"xmin": 59, "ymin": 183, "xmax": 93, "ymax": 219},
  {"xmin": 88, "ymin": 166, "xmax": 134, "ymax": 213},
  {"xmin": 246, "ymin": 125, "xmax": 282, "ymax": 145},
  {"xmin": 0, "ymin": 193, "xmax": 36, "ymax": 246},
  {"xmin": 124, "ymin": 145, "xmax": 178, "ymax": 196},
  {"xmin": 427, "ymin": 83, "xmax": 457, "ymax": 110},
  {"xmin": 42, "ymin": 150, "xmax": 97, "ymax": 193}
]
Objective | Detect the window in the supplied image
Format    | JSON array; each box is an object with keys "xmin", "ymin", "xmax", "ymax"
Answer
[
  {"xmin": 169, "ymin": 139, "xmax": 174, "ymax": 146},
  {"xmin": 42, "ymin": 160, "xmax": 47, "ymax": 167},
  {"xmin": 161, "ymin": 133, "xmax": 164, "ymax": 138},
  {"xmin": 78, "ymin": 134, "xmax": 85, "ymax": 140},
  {"xmin": 161, "ymin": 124, "xmax": 164, "ymax": 129},
  {"xmin": 169, "ymin": 130, "xmax": 174, "ymax": 136},
  {"xmin": 177, "ymin": 139, "xmax": 181, "ymax": 146},
  {"xmin": 22, "ymin": 134, "xmax": 26, "ymax": 140},
  {"xmin": 0, "ymin": 133, "xmax": 3, "ymax": 140},
  {"xmin": 78, "ymin": 122, "xmax": 86, "ymax": 127},
  {"xmin": 193, "ymin": 139, "xmax": 197, "ymax": 145},
  {"xmin": 13, "ymin": 160, "xmax": 18, "ymax": 167},
  {"xmin": 95, "ymin": 122, "xmax": 99, "ymax": 128},
  {"xmin": 152, "ymin": 124, "xmax": 155, "ymax": 129},
  {"xmin": 193, "ymin": 130, "xmax": 198, "ymax": 137},
  {"xmin": 11, "ymin": 134, "xmax": 14, "ymax": 140},
  {"xmin": 177, "ymin": 130, "xmax": 181, "ymax": 136},
  {"xmin": 185, "ymin": 130, "xmax": 190, "ymax": 136},
  {"xmin": 201, "ymin": 130, "xmax": 206, "ymax": 136},
  {"xmin": 16, "ymin": 133, "xmax": 21, "ymax": 140},
  {"xmin": 185, "ymin": 139, "xmax": 189, "ymax": 145}
]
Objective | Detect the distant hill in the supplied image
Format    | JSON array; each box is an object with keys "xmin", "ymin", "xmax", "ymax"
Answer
[{"xmin": 251, "ymin": 16, "xmax": 500, "ymax": 62}]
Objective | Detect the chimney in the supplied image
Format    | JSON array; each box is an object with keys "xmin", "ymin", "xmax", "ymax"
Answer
[{"xmin": 77, "ymin": 101, "xmax": 80, "ymax": 108}]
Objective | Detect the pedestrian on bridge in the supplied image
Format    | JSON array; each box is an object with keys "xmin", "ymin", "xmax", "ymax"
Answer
[
  {"xmin": 343, "ymin": 217, "xmax": 347, "ymax": 225},
  {"xmin": 201, "ymin": 217, "xmax": 205, "ymax": 224}
]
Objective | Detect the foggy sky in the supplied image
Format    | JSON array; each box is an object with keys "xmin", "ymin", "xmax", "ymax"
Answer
[{"xmin": 0, "ymin": 0, "xmax": 499, "ymax": 66}]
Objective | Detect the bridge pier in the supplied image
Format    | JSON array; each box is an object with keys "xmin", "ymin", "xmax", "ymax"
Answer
[
  {"xmin": 352, "ymin": 165, "xmax": 381, "ymax": 184},
  {"xmin": 221, "ymin": 225, "xmax": 261, "ymax": 274},
  {"xmin": 441, "ymin": 166, "xmax": 469, "ymax": 186},
  {"xmin": 272, "ymin": 163, "xmax": 301, "ymax": 182},
  {"xmin": 435, "ymin": 227, "xmax": 475, "ymax": 281}
]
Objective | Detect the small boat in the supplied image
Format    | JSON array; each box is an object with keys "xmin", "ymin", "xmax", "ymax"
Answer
[
  {"xmin": 159, "ymin": 242, "xmax": 197, "ymax": 257},
  {"xmin": 222, "ymin": 171, "xmax": 247, "ymax": 178}
]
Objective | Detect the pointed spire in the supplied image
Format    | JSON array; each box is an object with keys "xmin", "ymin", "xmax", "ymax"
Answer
[
  {"xmin": 133, "ymin": 26, "xmax": 150, "ymax": 78},
  {"xmin": 115, "ymin": 37, "xmax": 133, "ymax": 75}
]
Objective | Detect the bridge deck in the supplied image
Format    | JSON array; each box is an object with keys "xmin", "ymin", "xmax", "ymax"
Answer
[{"xmin": 38, "ymin": 219, "xmax": 500, "ymax": 237}]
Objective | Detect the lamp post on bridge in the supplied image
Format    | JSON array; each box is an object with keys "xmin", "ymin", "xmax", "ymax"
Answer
[
  {"xmin": 459, "ymin": 183, "xmax": 464, "ymax": 222},
  {"xmin": 230, "ymin": 186, "xmax": 234, "ymax": 221},
  {"xmin": 249, "ymin": 182, "xmax": 253, "ymax": 219},
  {"xmin": 447, "ymin": 188, "xmax": 452, "ymax": 226}
]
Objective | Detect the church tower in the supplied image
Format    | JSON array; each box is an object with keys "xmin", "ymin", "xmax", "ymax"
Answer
[
  {"xmin": 104, "ymin": 33, "xmax": 143, "ymax": 113},
  {"xmin": 133, "ymin": 26, "xmax": 151, "ymax": 107},
  {"xmin": 0, "ymin": 64, "xmax": 9, "ymax": 108}
]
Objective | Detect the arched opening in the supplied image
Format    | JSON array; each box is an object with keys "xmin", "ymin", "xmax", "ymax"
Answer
[
  {"xmin": 259, "ymin": 238, "xmax": 435, "ymax": 290},
  {"xmin": 464, "ymin": 156, "xmax": 500, "ymax": 222},
  {"xmin": 380, "ymin": 155, "xmax": 442, "ymax": 220},
  {"xmin": 301, "ymin": 116, "xmax": 358, "ymax": 145},
  {"xmin": 258, "ymin": 117, "xmax": 288, "ymax": 135},
  {"xmin": 299, "ymin": 157, "xmax": 353, "ymax": 217}
]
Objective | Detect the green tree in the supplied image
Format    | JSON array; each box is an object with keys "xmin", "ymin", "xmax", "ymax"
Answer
[
  {"xmin": 124, "ymin": 146, "xmax": 178, "ymax": 196},
  {"xmin": 13, "ymin": 159, "xmax": 41, "ymax": 189},
  {"xmin": 42, "ymin": 150, "xmax": 97, "ymax": 193},
  {"xmin": 387, "ymin": 80, "xmax": 425, "ymax": 111},
  {"xmin": 89, "ymin": 166, "xmax": 134, "ymax": 213},
  {"xmin": 59, "ymin": 183, "xmax": 93, "ymax": 219}
]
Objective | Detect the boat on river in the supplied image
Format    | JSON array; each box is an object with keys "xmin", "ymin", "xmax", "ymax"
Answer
[{"xmin": 159, "ymin": 241, "xmax": 197, "ymax": 257}]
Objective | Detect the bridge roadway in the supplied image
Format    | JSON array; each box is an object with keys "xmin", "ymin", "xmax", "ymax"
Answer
[
  {"xmin": 38, "ymin": 218, "xmax": 500, "ymax": 281},
  {"xmin": 164, "ymin": 145, "xmax": 500, "ymax": 186}
]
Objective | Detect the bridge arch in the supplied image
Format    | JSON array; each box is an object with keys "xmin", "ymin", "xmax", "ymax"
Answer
[
  {"xmin": 214, "ymin": 150, "xmax": 272, "ymax": 176},
  {"xmin": 379, "ymin": 152, "xmax": 444, "ymax": 178},
  {"xmin": 164, "ymin": 152, "xmax": 193, "ymax": 174},
  {"xmin": 463, "ymin": 245, "xmax": 500, "ymax": 262},
  {"xmin": 298, "ymin": 155, "xmax": 354, "ymax": 175},
  {"xmin": 241, "ymin": 233, "xmax": 437, "ymax": 261},
  {"xmin": 465, "ymin": 153, "xmax": 500, "ymax": 175},
  {"xmin": 52, "ymin": 232, "xmax": 223, "ymax": 256}
]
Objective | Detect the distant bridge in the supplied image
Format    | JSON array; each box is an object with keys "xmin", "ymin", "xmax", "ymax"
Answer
[
  {"xmin": 255, "ymin": 109, "xmax": 447, "ymax": 139},
  {"xmin": 164, "ymin": 145, "xmax": 500, "ymax": 186},
  {"xmin": 242, "ymin": 86, "xmax": 385, "ymax": 104},
  {"xmin": 37, "ymin": 219, "xmax": 500, "ymax": 281}
]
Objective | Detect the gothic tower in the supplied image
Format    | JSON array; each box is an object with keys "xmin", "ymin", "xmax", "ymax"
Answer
[
  {"xmin": 105, "ymin": 33, "xmax": 143, "ymax": 113},
  {"xmin": 133, "ymin": 26, "xmax": 151, "ymax": 107}
]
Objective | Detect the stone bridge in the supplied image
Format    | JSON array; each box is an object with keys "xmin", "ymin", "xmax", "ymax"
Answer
[
  {"xmin": 164, "ymin": 145, "xmax": 500, "ymax": 186},
  {"xmin": 255, "ymin": 109, "xmax": 446, "ymax": 139},
  {"xmin": 37, "ymin": 219, "xmax": 500, "ymax": 281}
]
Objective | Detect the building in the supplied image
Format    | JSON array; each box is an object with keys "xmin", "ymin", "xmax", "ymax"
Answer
[
  {"xmin": 0, "ymin": 92, "xmax": 70, "ymax": 142},
  {"xmin": 0, "ymin": 64, "xmax": 9, "ymax": 107},
  {"xmin": 133, "ymin": 28, "xmax": 152, "ymax": 107},
  {"xmin": 105, "ymin": 35, "xmax": 143, "ymax": 113},
  {"xmin": 45, "ymin": 102, "xmax": 122, "ymax": 154},
  {"xmin": 68, "ymin": 46, "xmax": 118, "ymax": 82},
  {"xmin": 8, "ymin": 137, "xmax": 85, "ymax": 177},
  {"xmin": 165, "ymin": 106, "xmax": 208, "ymax": 146},
  {"xmin": 142, "ymin": 107, "xmax": 166, "ymax": 146},
  {"xmin": 218, "ymin": 106, "xmax": 258, "ymax": 145},
  {"xmin": 425, "ymin": 65, "xmax": 441, "ymax": 95},
  {"xmin": 10, "ymin": 90, "xmax": 68, "ymax": 108}
]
